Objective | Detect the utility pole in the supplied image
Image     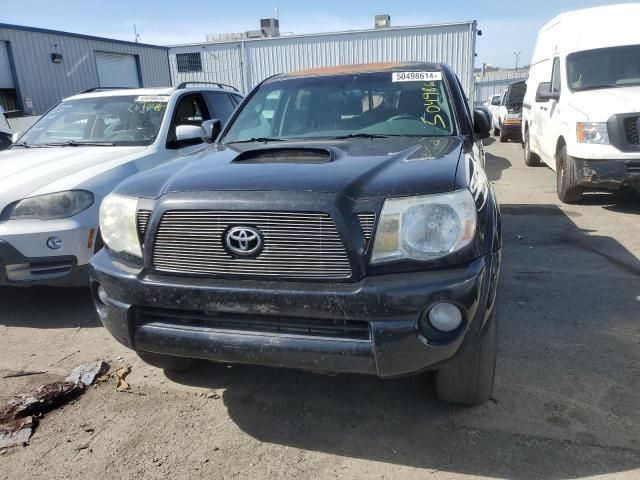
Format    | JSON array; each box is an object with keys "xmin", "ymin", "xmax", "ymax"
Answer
[{"xmin": 514, "ymin": 51, "xmax": 521, "ymax": 70}]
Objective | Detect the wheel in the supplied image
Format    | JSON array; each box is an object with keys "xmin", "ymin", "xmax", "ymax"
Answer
[
  {"xmin": 492, "ymin": 126, "xmax": 500, "ymax": 136},
  {"xmin": 556, "ymin": 145, "xmax": 583, "ymax": 203},
  {"xmin": 499, "ymin": 125, "xmax": 508, "ymax": 143},
  {"xmin": 137, "ymin": 351, "xmax": 195, "ymax": 371},
  {"xmin": 435, "ymin": 309, "xmax": 497, "ymax": 406},
  {"xmin": 523, "ymin": 128, "xmax": 540, "ymax": 166}
]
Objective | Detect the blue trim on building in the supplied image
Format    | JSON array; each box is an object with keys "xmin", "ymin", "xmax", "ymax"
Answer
[{"xmin": 0, "ymin": 23, "xmax": 168, "ymax": 50}]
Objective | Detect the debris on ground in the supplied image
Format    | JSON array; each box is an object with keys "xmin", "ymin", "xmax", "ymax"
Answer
[
  {"xmin": 2, "ymin": 370, "xmax": 48, "ymax": 379},
  {"xmin": 0, "ymin": 360, "xmax": 109, "ymax": 449},
  {"xmin": 115, "ymin": 366, "xmax": 131, "ymax": 392}
]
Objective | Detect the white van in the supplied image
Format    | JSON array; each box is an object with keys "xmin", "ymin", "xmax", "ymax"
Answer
[{"xmin": 522, "ymin": 4, "xmax": 640, "ymax": 203}]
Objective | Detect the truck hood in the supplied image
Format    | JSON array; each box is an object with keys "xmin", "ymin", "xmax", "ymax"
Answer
[
  {"xmin": 569, "ymin": 86, "xmax": 640, "ymax": 120},
  {"xmin": 117, "ymin": 136, "xmax": 463, "ymax": 200},
  {"xmin": 0, "ymin": 146, "xmax": 147, "ymax": 211}
]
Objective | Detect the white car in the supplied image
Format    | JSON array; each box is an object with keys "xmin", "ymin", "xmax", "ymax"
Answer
[
  {"xmin": 522, "ymin": 4, "xmax": 640, "ymax": 203},
  {"xmin": 492, "ymin": 81, "xmax": 526, "ymax": 142},
  {"xmin": 0, "ymin": 83, "xmax": 242, "ymax": 286}
]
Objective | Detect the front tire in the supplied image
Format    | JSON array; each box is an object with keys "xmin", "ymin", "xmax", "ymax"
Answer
[
  {"xmin": 435, "ymin": 310, "xmax": 497, "ymax": 406},
  {"xmin": 499, "ymin": 125, "xmax": 508, "ymax": 143},
  {"xmin": 493, "ymin": 126, "xmax": 500, "ymax": 136},
  {"xmin": 523, "ymin": 128, "xmax": 540, "ymax": 166},
  {"xmin": 137, "ymin": 351, "xmax": 195, "ymax": 372},
  {"xmin": 556, "ymin": 145, "xmax": 583, "ymax": 203}
]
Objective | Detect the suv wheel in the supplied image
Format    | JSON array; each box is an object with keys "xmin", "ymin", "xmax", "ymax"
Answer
[
  {"xmin": 137, "ymin": 351, "xmax": 195, "ymax": 372},
  {"xmin": 523, "ymin": 129, "xmax": 540, "ymax": 166},
  {"xmin": 556, "ymin": 145, "xmax": 583, "ymax": 203},
  {"xmin": 499, "ymin": 124, "xmax": 508, "ymax": 143},
  {"xmin": 435, "ymin": 309, "xmax": 497, "ymax": 406},
  {"xmin": 492, "ymin": 125, "xmax": 500, "ymax": 136}
]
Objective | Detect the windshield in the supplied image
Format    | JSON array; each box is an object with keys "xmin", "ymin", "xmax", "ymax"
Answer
[
  {"xmin": 19, "ymin": 95, "xmax": 169, "ymax": 146},
  {"xmin": 222, "ymin": 71, "xmax": 455, "ymax": 143},
  {"xmin": 567, "ymin": 44, "xmax": 640, "ymax": 91}
]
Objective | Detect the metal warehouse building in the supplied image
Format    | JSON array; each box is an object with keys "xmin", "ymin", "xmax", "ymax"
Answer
[
  {"xmin": 0, "ymin": 23, "xmax": 171, "ymax": 115},
  {"xmin": 169, "ymin": 20, "xmax": 478, "ymax": 100}
]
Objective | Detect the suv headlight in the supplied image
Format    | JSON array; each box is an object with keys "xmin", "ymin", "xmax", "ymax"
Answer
[
  {"xmin": 576, "ymin": 122, "xmax": 609, "ymax": 144},
  {"xmin": 2, "ymin": 190, "xmax": 94, "ymax": 220},
  {"xmin": 371, "ymin": 190, "xmax": 477, "ymax": 264},
  {"xmin": 99, "ymin": 193, "xmax": 142, "ymax": 258}
]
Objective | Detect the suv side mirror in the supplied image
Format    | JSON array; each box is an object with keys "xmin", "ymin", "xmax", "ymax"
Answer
[
  {"xmin": 201, "ymin": 119, "xmax": 222, "ymax": 143},
  {"xmin": 175, "ymin": 124, "xmax": 203, "ymax": 142},
  {"xmin": 536, "ymin": 82, "xmax": 559, "ymax": 102},
  {"xmin": 473, "ymin": 108, "xmax": 491, "ymax": 140}
]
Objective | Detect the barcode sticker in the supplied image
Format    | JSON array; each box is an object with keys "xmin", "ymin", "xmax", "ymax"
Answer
[
  {"xmin": 392, "ymin": 71, "xmax": 442, "ymax": 82},
  {"xmin": 136, "ymin": 95, "xmax": 169, "ymax": 102}
]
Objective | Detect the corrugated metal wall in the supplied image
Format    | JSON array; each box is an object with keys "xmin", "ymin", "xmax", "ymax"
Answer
[
  {"xmin": 0, "ymin": 25, "xmax": 171, "ymax": 114},
  {"xmin": 169, "ymin": 22, "xmax": 477, "ymax": 100},
  {"xmin": 474, "ymin": 71, "xmax": 528, "ymax": 103}
]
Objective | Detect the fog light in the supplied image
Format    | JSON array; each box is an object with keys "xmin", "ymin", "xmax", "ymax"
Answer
[
  {"xmin": 428, "ymin": 303, "xmax": 462, "ymax": 332},
  {"xmin": 97, "ymin": 285, "xmax": 109, "ymax": 305}
]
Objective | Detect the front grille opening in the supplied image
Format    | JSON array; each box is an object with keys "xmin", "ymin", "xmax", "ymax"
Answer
[
  {"xmin": 356, "ymin": 212, "xmax": 376, "ymax": 242},
  {"xmin": 623, "ymin": 116, "xmax": 640, "ymax": 145},
  {"xmin": 233, "ymin": 148, "xmax": 332, "ymax": 164},
  {"xmin": 137, "ymin": 210, "xmax": 152, "ymax": 237},
  {"xmin": 152, "ymin": 210, "xmax": 352, "ymax": 280},
  {"xmin": 137, "ymin": 306, "xmax": 370, "ymax": 341}
]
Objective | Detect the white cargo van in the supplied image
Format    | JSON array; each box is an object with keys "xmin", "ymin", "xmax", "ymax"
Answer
[{"xmin": 522, "ymin": 4, "xmax": 640, "ymax": 203}]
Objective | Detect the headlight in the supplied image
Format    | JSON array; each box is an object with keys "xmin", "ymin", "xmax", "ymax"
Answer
[
  {"xmin": 576, "ymin": 122, "xmax": 609, "ymax": 144},
  {"xmin": 371, "ymin": 190, "xmax": 477, "ymax": 264},
  {"xmin": 2, "ymin": 190, "xmax": 94, "ymax": 220},
  {"xmin": 99, "ymin": 193, "xmax": 141, "ymax": 258}
]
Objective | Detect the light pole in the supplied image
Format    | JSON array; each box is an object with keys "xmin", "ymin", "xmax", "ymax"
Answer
[{"xmin": 514, "ymin": 51, "xmax": 522, "ymax": 70}]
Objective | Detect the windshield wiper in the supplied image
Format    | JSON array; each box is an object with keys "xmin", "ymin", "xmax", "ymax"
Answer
[
  {"xmin": 39, "ymin": 140, "xmax": 116, "ymax": 147},
  {"xmin": 575, "ymin": 84, "xmax": 621, "ymax": 91},
  {"xmin": 11, "ymin": 142, "xmax": 50, "ymax": 148},
  {"xmin": 331, "ymin": 133, "xmax": 390, "ymax": 140},
  {"xmin": 226, "ymin": 137, "xmax": 285, "ymax": 144}
]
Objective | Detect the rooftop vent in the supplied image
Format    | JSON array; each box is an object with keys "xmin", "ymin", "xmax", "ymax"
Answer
[{"xmin": 375, "ymin": 14, "xmax": 391, "ymax": 29}]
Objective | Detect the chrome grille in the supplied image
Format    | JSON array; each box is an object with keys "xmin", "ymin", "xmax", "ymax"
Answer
[
  {"xmin": 152, "ymin": 211, "xmax": 352, "ymax": 279},
  {"xmin": 357, "ymin": 213, "xmax": 376, "ymax": 241},
  {"xmin": 137, "ymin": 210, "xmax": 151, "ymax": 236}
]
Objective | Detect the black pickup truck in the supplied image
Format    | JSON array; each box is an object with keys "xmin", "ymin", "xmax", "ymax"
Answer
[{"xmin": 90, "ymin": 62, "xmax": 501, "ymax": 406}]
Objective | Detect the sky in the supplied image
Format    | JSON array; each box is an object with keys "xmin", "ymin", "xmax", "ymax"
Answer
[{"xmin": 1, "ymin": 0, "xmax": 632, "ymax": 67}]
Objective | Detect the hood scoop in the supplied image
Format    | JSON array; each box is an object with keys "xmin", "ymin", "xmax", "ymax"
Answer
[{"xmin": 233, "ymin": 147, "xmax": 333, "ymax": 164}]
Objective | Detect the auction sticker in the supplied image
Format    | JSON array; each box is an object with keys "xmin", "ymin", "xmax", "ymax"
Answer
[
  {"xmin": 136, "ymin": 95, "xmax": 169, "ymax": 102},
  {"xmin": 392, "ymin": 71, "xmax": 442, "ymax": 82}
]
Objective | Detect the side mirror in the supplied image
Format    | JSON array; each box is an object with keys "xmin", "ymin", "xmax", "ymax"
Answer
[
  {"xmin": 536, "ymin": 82, "xmax": 560, "ymax": 102},
  {"xmin": 175, "ymin": 124, "xmax": 203, "ymax": 142},
  {"xmin": 201, "ymin": 119, "xmax": 222, "ymax": 144},
  {"xmin": 473, "ymin": 108, "xmax": 491, "ymax": 140},
  {"xmin": 11, "ymin": 131, "xmax": 23, "ymax": 143}
]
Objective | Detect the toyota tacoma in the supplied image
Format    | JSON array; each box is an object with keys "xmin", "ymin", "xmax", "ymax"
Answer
[{"xmin": 90, "ymin": 63, "xmax": 501, "ymax": 406}]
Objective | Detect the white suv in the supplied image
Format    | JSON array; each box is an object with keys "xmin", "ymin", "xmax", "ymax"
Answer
[{"xmin": 0, "ymin": 83, "xmax": 242, "ymax": 286}]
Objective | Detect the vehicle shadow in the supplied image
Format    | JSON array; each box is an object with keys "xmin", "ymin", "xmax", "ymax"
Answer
[
  {"xmin": 166, "ymin": 204, "xmax": 640, "ymax": 479},
  {"xmin": 485, "ymin": 151, "xmax": 512, "ymax": 182},
  {"xmin": 0, "ymin": 286, "xmax": 100, "ymax": 328}
]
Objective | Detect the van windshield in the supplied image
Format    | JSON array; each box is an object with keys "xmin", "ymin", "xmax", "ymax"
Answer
[
  {"xmin": 221, "ymin": 71, "xmax": 456, "ymax": 143},
  {"xmin": 19, "ymin": 95, "xmax": 169, "ymax": 146},
  {"xmin": 567, "ymin": 45, "xmax": 640, "ymax": 91}
]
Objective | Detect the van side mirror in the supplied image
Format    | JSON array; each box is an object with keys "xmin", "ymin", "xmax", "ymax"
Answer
[
  {"xmin": 536, "ymin": 82, "xmax": 560, "ymax": 102},
  {"xmin": 473, "ymin": 108, "xmax": 491, "ymax": 140},
  {"xmin": 201, "ymin": 119, "xmax": 222, "ymax": 143}
]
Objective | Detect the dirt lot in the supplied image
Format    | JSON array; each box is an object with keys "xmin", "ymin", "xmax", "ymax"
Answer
[{"xmin": 1, "ymin": 139, "xmax": 639, "ymax": 479}]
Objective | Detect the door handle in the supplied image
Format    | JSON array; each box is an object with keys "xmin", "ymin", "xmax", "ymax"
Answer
[{"xmin": 540, "ymin": 106, "xmax": 548, "ymax": 111}]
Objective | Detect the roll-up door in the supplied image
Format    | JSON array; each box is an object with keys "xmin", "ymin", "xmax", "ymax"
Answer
[
  {"xmin": 0, "ymin": 42, "xmax": 15, "ymax": 89},
  {"xmin": 95, "ymin": 52, "xmax": 140, "ymax": 88}
]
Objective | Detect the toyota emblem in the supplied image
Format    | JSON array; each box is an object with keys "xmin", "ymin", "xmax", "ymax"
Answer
[{"xmin": 224, "ymin": 226, "xmax": 263, "ymax": 256}]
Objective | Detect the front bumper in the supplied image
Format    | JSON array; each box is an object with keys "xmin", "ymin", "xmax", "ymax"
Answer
[
  {"xmin": 0, "ymin": 217, "xmax": 97, "ymax": 286},
  {"xmin": 574, "ymin": 158, "xmax": 640, "ymax": 191},
  {"xmin": 90, "ymin": 250, "xmax": 500, "ymax": 378}
]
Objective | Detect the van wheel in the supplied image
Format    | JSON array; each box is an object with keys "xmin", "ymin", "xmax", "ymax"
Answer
[
  {"xmin": 137, "ymin": 351, "xmax": 195, "ymax": 372},
  {"xmin": 556, "ymin": 146, "xmax": 583, "ymax": 203},
  {"xmin": 435, "ymin": 309, "xmax": 497, "ymax": 406},
  {"xmin": 523, "ymin": 129, "xmax": 540, "ymax": 166}
]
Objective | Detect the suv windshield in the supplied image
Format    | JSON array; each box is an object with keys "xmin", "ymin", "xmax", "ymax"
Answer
[
  {"xmin": 222, "ymin": 71, "xmax": 455, "ymax": 143},
  {"xmin": 19, "ymin": 95, "xmax": 169, "ymax": 146},
  {"xmin": 567, "ymin": 44, "xmax": 640, "ymax": 91}
]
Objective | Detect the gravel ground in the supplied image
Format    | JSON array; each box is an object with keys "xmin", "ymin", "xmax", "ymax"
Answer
[{"xmin": 1, "ymin": 138, "xmax": 639, "ymax": 479}]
